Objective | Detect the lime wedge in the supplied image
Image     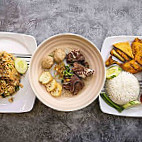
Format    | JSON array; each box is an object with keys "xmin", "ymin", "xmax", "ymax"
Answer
[
  {"xmin": 106, "ymin": 66, "xmax": 122, "ymax": 79},
  {"xmin": 15, "ymin": 58, "xmax": 28, "ymax": 74}
]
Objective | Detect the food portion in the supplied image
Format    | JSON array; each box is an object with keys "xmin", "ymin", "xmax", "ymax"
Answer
[
  {"xmin": 39, "ymin": 72, "xmax": 53, "ymax": 84},
  {"xmin": 63, "ymin": 74, "xmax": 84, "ymax": 95},
  {"xmin": 72, "ymin": 62, "xmax": 94, "ymax": 79},
  {"xmin": 102, "ymin": 38, "xmax": 142, "ymax": 112},
  {"xmin": 39, "ymin": 71, "xmax": 62, "ymax": 97},
  {"xmin": 0, "ymin": 51, "xmax": 27, "ymax": 98},
  {"xmin": 105, "ymin": 56, "xmax": 118, "ymax": 67},
  {"xmin": 41, "ymin": 56, "xmax": 54, "ymax": 69},
  {"xmin": 54, "ymin": 48, "xmax": 66, "ymax": 63},
  {"xmin": 66, "ymin": 49, "xmax": 85, "ymax": 64},
  {"xmin": 15, "ymin": 58, "xmax": 28, "ymax": 74},
  {"xmin": 131, "ymin": 38, "xmax": 142, "ymax": 65},
  {"xmin": 113, "ymin": 42, "xmax": 134, "ymax": 58},
  {"xmin": 105, "ymin": 38, "xmax": 142, "ymax": 74},
  {"xmin": 106, "ymin": 66, "xmax": 122, "ymax": 79},
  {"xmin": 39, "ymin": 48, "xmax": 94, "ymax": 97},
  {"xmin": 46, "ymin": 79, "xmax": 57, "ymax": 92},
  {"xmin": 106, "ymin": 71, "xmax": 139, "ymax": 105},
  {"xmin": 51, "ymin": 83, "xmax": 62, "ymax": 97},
  {"xmin": 110, "ymin": 49, "xmax": 125, "ymax": 62},
  {"xmin": 115, "ymin": 49, "xmax": 130, "ymax": 61},
  {"xmin": 101, "ymin": 64, "xmax": 141, "ymax": 112},
  {"xmin": 119, "ymin": 60, "xmax": 142, "ymax": 74}
]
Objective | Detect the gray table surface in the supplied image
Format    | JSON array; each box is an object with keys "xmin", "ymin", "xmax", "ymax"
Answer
[{"xmin": 0, "ymin": 0, "xmax": 142, "ymax": 142}]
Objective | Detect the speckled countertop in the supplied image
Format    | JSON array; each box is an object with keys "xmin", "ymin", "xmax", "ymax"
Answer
[{"xmin": 0, "ymin": 0, "xmax": 142, "ymax": 142}]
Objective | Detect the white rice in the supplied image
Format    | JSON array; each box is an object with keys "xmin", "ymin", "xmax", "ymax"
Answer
[{"xmin": 106, "ymin": 71, "xmax": 140, "ymax": 105}]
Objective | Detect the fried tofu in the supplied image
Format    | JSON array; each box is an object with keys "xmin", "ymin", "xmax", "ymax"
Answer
[
  {"xmin": 51, "ymin": 83, "xmax": 62, "ymax": 97},
  {"xmin": 115, "ymin": 49, "xmax": 131, "ymax": 61},
  {"xmin": 105, "ymin": 38, "xmax": 142, "ymax": 74},
  {"xmin": 110, "ymin": 49, "xmax": 125, "ymax": 62},
  {"xmin": 39, "ymin": 72, "xmax": 53, "ymax": 84},
  {"xmin": 113, "ymin": 42, "xmax": 134, "ymax": 58},
  {"xmin": 120, "ymin": 60, "xmax": 142, "ymax": 74},
  {"xmin": 46, "ymin": 79, "xmax": 57, "ymax": 92}
]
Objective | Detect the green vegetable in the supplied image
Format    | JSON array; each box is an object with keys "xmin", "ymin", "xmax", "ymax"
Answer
[
  {"xmin": 1, "ymin": 93, "xmax": 6, "ymax": 98},
  {"xmin": 63, "ymin": 65, "xmax": 73, "ymax": 78},
  {"xmin": 122, "ymin": 100, "xmax": 141, "ymax": 109},
  {"xmin": 15, "ymin": 58, "xmax": 28, "ymax": 74},
  {"xmin": 106, "ymin": 66, "xmax": 122, "ymax": 79},
  {"xmin": 100, "ymin": 93, "xmax": 124, "ymax": 112},
  {"xmin": 15, "ymin": 86, "xmax": 20, "ymax": 92},
  {"xmin": 49, "ymin": 54, "xmax": 53, "ymax": 57},
  {"xmin": 7, "ymin": 63, "xmax": 13, "ymax": 69}
]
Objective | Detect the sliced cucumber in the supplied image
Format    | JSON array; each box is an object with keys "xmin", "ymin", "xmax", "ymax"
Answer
[
  {"xmin": 122, "ymin": 100, "xmax": 141, "ymax": 109},
  {"xmin": 106, "ymin": 66, "xmax": 122, "ymax": 79},
  {"xmin": 15, "ymin": 58, "xmax": 28, "ymax": 74}
]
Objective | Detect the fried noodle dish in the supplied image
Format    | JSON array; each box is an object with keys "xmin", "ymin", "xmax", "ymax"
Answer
[{"xmin": 0, "ymin": 51, "xmax": 21, "ymax": 98}]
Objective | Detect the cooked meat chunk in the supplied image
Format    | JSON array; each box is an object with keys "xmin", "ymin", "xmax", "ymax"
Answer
[
  {"xmin": 120, "ymin": 60, "xmax": 142, "ymax": 74},
  {"xmin": 63, "ymin": 75, "xmax": 84, "ymax": 95},
  {"xmin": 82, "ymin": 61, "xmax": 89, "ymax": 68},
  {"xmin": 54, "ymin": 48, "xmax": 66, "ymax": 63},
  {"xmin": 66, "ymin": 49, "xmax": 85, "ymax": 64},
  {"xmin": 41, "ymin": 56, "xmax": 54, "ymax": 69},
  {"xmin": 72, "ymin": 62, "xmax": 94, "ymax": 78}
]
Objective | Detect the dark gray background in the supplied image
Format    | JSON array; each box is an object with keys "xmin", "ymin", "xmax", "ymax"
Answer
[{"xmin": 0, "ymin": 0, "xmax": 142, "ymax": 142}]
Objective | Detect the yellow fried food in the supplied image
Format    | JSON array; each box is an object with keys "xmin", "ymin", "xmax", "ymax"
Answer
[
  {"xmin": 41, "ymin": 56, "xmax": 54, "ymax": 69},
  {"xmin": 113, "ymin": 42, "xmax": 134, "ymax": 58},
  {"xmin": 54, "ymin": 48, "xmax": 66, "ymax": 63},
  {"xmin": 115, "ymin": 49, "xmax": 130, "ymax": 61},
  {"xmin": 110, "ymin": 49, "xmax": 125, "ymax": 62},
  {"xmin": 46, "ymin": 79, "xmax": 57, "ymax": 92},
  {"xmin": 39, "ymin": 72, "xmax": 53, "ymax": 84},
  {"xmin": 105, "ymin": 56, "xmax": 119, "ymax": 67},
  {"xmin": 120, "ymin": 60, "xmax": 142, "ymax": 74},
  {"xmin": 51, "ymin": 83, "xmax": 62, "ymax": 97},
  {"xmin": 131, "ymin": 38, "xmax": 142, "ymax": 65}
]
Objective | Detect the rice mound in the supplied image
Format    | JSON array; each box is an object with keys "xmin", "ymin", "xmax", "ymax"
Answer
[{"xmin": 106, "ymin": 71, "xmax": 140, "ymax": 105}]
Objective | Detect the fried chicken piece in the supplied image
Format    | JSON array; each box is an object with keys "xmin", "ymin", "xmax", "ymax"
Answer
[
  {"xmin": 131, "ymin": 38, "xmax": 142, "ymax": 55},
  {"xmin": 120, "ymin": 60, "xmax": 142, "ymax": 74},
  {"xmin": 135, "ymin": 52, "xmax": 142, "ymax": 66},
  {"xmin": 105, "ymin": 56, "xmax": 120, "ymax": 67},
  {"xmin": 131, "ymin": 38, "xmax": 142, "ymax": 65}
]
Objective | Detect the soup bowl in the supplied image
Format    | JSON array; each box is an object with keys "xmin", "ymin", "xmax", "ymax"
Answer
[{"xmin": 29, "ymin": 33, "xmax": 105, "ymax": 111}]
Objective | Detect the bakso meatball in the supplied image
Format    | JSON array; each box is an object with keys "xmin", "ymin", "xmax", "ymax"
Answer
[
  {"xmin": 41, "ymin": 56, "xmax": 54, "ymax": 69},
  {"xmin": 54, "ymin": 48, "xmax": 66, "ymax": 63}
]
